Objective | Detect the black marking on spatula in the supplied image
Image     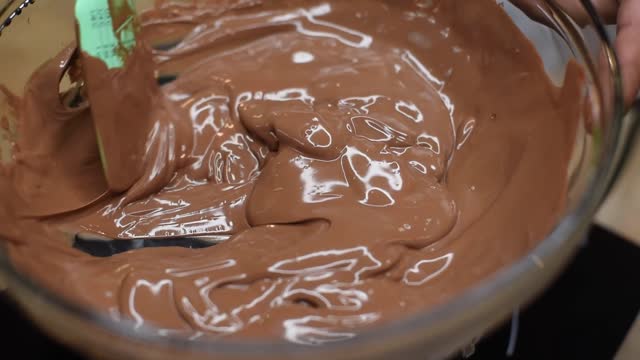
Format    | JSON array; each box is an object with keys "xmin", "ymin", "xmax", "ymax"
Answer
[
  {"xmin": 0, "ymin": 0, "xmax": 35, "ymax": 36},
  {"xmin": 73, "ymin": 235, "xmax": 221, "ymax": 257}
]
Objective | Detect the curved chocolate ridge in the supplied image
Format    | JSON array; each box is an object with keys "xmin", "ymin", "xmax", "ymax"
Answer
[{"xmin": 0, "ymin": 0, "xmax": 583, "ymax": 344}]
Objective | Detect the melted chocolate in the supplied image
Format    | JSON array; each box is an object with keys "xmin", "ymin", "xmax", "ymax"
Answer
[{"xmin": 0, "ymin": 0, "xmax": 583, "ymax": 344}]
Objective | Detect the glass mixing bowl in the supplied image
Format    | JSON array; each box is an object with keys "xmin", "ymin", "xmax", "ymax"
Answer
[{"xmin": 0, "ymin": 1, "xmax": 636, "ymax": 359}]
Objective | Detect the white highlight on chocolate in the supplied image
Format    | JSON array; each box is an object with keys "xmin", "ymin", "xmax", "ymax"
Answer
[
  {"xmin": 403, "ymin": 253, "xmax": 454, "ymax": 286},
  {"xmin": 271, "ymin": 4, "xmax": 373, "ymax": 49},
  {"xmin": 129, "ymin": 279, "xmax": 173, "ymax": 329},
  {"xmin": 401, "ymin": 50, "xmax": 456, "ymax": 162},
  {"xmin": 293, "ymin": 51, "xmax": 315, "ymax": 64},
  {"xmin": 283, "ymin": 313, "xmax": 380, "ymax": 345}
]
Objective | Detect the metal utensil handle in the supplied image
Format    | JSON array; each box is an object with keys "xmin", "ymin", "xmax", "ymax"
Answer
[{"xmin": 0, "ymin": 0, "xmax": 35, "ymax": 36}]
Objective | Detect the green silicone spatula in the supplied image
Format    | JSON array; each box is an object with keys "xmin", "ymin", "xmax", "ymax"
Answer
[
  {"xmin": 75, "ymin": 0, "xmax": 137, "ymax": 70},
  {"xmin": 75, "ymin": 0, "xmax": 146, "ymax": 193}
]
